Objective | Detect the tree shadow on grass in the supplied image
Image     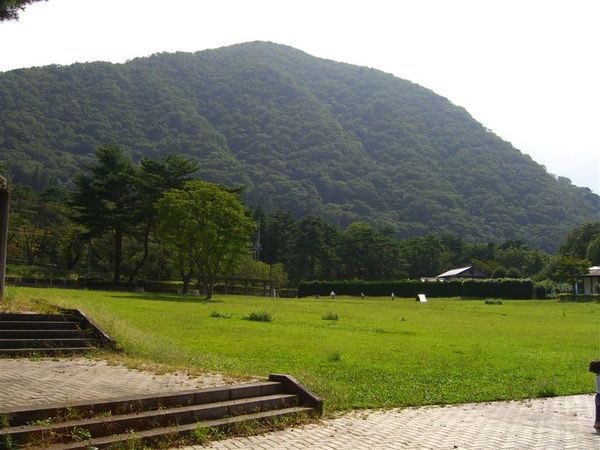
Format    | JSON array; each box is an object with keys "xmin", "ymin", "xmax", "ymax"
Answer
[{"xmin": 107, "ymin": 294, "xmax": 223, "ymax": 303}]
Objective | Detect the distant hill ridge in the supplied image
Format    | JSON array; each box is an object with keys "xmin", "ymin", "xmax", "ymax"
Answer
[{"xmin": 0, "ymin": 41, "xmax": 597, "ymax": 251}]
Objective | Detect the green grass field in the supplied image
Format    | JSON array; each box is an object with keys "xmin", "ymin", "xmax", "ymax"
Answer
[{"xmin": 4, "ymin": 287, "xmax": 599, "ymax": 411}]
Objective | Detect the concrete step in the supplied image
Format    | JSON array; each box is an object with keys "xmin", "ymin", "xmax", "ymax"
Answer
[
  {"xmin": 0, "ymin": 338, "xmax": 98, "ymax": 349},
  {"xmin": 0, "ymin": 347, "xmax": 99, "ymax": 357},
  {"xmin": 0, "ymin": 313, "xmax": 75, "ymax": 322},
  {"xmin": 0, "ymin": 337, "xmax": 96, "ymax": 348},
  {"xmin": 0, "ymin": 321, "xmax": 81, "ymax": 330},
  {"xmin": 0, "ymin": 375, "xmax": 323, "ymax": 450},
  {"xmin": 0, "ymin": 311, "xmax": 117, "ymax": 356},
  {"xmin": 4, "ymin": 381, "xmax": 285, "ymax": 427},
  {"xmin": 0, "ymin": 329, "xmax": 84, "ymax": 339},
  {"xmin": 2, "ymin": 394, "xmax": 299, "ymax": 446},
  {"xmin": 40, "ymin": 406, "xmax": 314, "ymax": 450}
]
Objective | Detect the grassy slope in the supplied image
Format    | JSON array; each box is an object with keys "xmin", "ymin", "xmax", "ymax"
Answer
[{"xmin": 7, "ymin": 287, "xmax": 599, "ymax": 411}]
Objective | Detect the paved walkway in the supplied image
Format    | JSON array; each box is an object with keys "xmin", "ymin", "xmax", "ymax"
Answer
[
  {"xmin": 1, "ymin": 358, "xmax": 597, "ymax": 449},
  {"xmin": 181, "ymin": 395, "xmax": 599, "ymax": 450},
  {"xmin": 0, "ymin": 357, "xmax": 237, "ymax": 410}
]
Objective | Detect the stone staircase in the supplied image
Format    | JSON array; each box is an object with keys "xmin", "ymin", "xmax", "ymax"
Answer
[
  {"xmin": 0, "ymin": 374, "xmax": 323, "ymax": 449},
  {"xmin": 0, "ymin": 310, "xmax": 116, "ymax": 356}
]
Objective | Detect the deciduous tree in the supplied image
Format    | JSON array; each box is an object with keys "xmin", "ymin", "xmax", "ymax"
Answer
[
  {"xmin": 585, "ymin": 236, "xmax": 600, "ymax": 265},
  {"xmin": 156, "ymin": 180, "xmax": 254, "ymax": 298},
  {"xmin": 559, "ymin": 222, "xmax": 600, "ymax": 259},
  {"xmin": 546, "ymin": 255, "xmax": 590, "ymax": 286}
]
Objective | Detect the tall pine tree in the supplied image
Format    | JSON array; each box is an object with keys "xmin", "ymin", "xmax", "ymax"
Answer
[{"xmin": 71, "ymin": 145, "xmax": 138, "ymax": 285}]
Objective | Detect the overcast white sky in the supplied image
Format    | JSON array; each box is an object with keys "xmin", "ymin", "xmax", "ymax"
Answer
[{"xmin": 1, "ymin": 0, "xmax": 599, "ymax": 194}]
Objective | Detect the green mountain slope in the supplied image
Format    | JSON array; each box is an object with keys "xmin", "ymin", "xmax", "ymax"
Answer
[{"xmin": 1, "ymin": 41, "xmax": 597, "ymax": 251}]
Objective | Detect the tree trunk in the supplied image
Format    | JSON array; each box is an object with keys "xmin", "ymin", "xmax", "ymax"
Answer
[
  {"xmin": 65, "ymin": 243, "xmax": 83, "ymax": 270},
  {"xmin": 113, "ymin": 228, "xmax": 123, "ymax": 286},
  {"xmin": 204, "ymin": 277, "xmax": 215, "ymax": 300},
  {"xmin": 182, "ymin": 272, "xmax": 192, "ymax": 294},
  {"xmin": 24, "ymin": 232, "xmax": 35, "ymax": 265},
  {"xmin": 128, "ymin": 220, "xmax": 152, "ymax": 283}
]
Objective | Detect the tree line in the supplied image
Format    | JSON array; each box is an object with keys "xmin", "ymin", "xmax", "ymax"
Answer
[
  {"xmin": 5, "ymin": 146, "xmax": 258, "ymax": 298},
  {"xmin": 4, "ymin": 146, "xmax": 597, "ymax": 295},
  {"xmin": 256, "ymin": 212, "xmax": 597, "ymax": 287}
]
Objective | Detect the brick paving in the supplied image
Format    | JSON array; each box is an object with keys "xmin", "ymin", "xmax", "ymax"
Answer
[
  {"xmin": 0, "ymin": 357, "xmax": 238, "ymax": 410},
  {"xmin": 1, "ymin": 358, "xmax": 598, "ymax": 449},
  {"xmin": 180, "ymin": 395, "xmax": 599, "ymax": 450}
]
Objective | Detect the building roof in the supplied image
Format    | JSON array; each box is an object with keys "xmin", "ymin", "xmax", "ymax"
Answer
[
  {"xmin": 585, "ymin": 266, "xmax": 600, "ymax": 276},
  {"xmin": 436, "ymin": 266, "xmax": 472, "ymax": 278}
]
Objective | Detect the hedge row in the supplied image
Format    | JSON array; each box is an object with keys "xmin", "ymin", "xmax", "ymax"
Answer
[{"xmin": 298, "ymin": 278, "xmax": 539, "ymax": 299}]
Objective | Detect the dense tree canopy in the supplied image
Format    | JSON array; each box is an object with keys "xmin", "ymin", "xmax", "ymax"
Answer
[
  {"xmin": 71, "ymin": 145, "xmax": 138, "ymax": 284},
  {"xmin": 127, "ymin": 155, "xmax": 198, "ymax": 281},
  {"xmin": 5, "ymin": 156, "xmax": 594, "ymax": 291},
  {"xmin": 585, "ymin": 236, "xmax": 600, "ymax": 265},
  {"xmin": 559, "ymin": 222, "xmax": 600, "ymax": 260},
  {"xmin": 1, "ymin": 42, "xmax": 598, "ymax": 252},
  {"xmin": 338, "ymin": 222, "xmax": 405, "ymax": 281},
  {"xmin": 545, "ymin": 255, "xmax": 591, "ymax": 285},
  {"xmin": 155, "ymin": 180, "xmax": 255, "ymax": 298}
]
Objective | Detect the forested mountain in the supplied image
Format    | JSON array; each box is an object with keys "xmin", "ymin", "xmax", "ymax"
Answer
[{"xmin": 1, "ymin": 41, "xmax": 598, "ymax": 251}]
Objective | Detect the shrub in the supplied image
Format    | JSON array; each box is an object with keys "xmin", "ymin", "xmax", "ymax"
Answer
[
  {"xmin": 209, "ymin": 311, "xmax": 232, "ymax": 319},
  {"xmin": 243, "ymin": 311, "xmax": 272, "ymax": 322},
  {"xmin": 534, "ymin": 279, "xmax": 571, "ymax": 298},
  {"xmin": 322, "ymin": 312, "xmax": 339, "ymax": 321},
  {"xmin": 327, "ymin": 351, "xmax": 342, "ymax": 362},
  {"xmin": 506, "ymin": 267, "xmax": 522, "ymax": 278},
  {"xmin": 484, "ymin": 299, "xmax": 503, "ymax": 305},
  {"xmin": 492, "ymin": 266, "xmax": 507, "ymax": 278}
]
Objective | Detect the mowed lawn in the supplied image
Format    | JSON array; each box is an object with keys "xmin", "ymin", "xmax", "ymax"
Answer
[{"xmin": 9, "ymin": 287, "xmax": 600, "ymax": 411}]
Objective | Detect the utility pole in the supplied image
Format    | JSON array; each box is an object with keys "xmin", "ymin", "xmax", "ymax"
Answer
[{"xmin": 0, "ymin": 176, "xmax": 10, "ymax": 301}]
